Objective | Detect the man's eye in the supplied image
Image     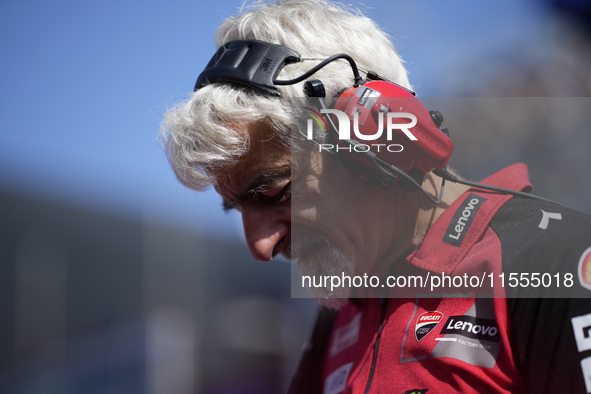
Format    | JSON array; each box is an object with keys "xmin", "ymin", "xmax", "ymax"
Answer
[
  {"xmin": 262, "ymin": 182, "xmax": 291, "ymax": 204},
  {"xmin": 276, "ymin": 182, "xmax": 291, "ymax": 203}
]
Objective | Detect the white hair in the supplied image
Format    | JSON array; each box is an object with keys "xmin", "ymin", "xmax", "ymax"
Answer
[{"xmin": 160, "ymin": 0, "xmax": 411, "ymax": 190}]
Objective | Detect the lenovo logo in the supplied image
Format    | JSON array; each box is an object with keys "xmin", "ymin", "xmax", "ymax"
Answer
[
  {"xmin": 441, "ymin": 315, "xmax": 500, "ymax": 342},
  {"xmin": 443, "ymin": 193, "xmax": 487, "ymax": 247}
]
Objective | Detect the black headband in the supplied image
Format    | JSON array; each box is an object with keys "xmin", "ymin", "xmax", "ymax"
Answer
[{"xmin": 194, "ymin": 39, "xmax": 301, "ymax": 96}]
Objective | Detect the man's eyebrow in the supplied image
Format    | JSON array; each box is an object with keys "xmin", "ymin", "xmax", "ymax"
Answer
[{"xmin": 222, "ymin": 170, "xmax": 291, "ymax": 212}]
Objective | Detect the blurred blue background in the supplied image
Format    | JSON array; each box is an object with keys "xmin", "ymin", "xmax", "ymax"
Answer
[{"xmin": 0, "ymin": 0, "xmax": 590, "ymax": 393}]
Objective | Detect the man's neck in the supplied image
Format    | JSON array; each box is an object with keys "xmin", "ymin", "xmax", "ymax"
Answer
[
  {"xmin": 412, "ymin": 173, "xmax": 471, "ymax": 248},
  {"xmin": 370, "ymin": 173, "xmax": 470, "ymax": 276}
]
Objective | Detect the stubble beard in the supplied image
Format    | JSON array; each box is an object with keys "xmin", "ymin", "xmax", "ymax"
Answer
[{"xmin": 287, "ymin": 236, "xmax": 355, "ymax": 310}]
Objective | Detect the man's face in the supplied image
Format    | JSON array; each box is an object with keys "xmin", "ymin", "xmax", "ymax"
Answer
[
  {"xmin": 214, "ymin": 122, "xmax": 292, "ymax": 262},
  {"xmin": 214, "ymin": 121, "xmax": 420, "ymax": 305}
]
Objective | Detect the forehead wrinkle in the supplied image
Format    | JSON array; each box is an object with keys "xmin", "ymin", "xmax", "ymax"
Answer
[{"xmin": 217, "ymin": 121, "xmax": 291, "ymax": 212}]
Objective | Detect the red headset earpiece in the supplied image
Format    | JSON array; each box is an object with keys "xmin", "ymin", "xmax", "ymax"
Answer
[{"xmin": 326, "ymin": 80, "xmax": 454, "ymax": 188}]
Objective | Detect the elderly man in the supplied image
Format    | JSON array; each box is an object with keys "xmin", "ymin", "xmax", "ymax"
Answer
[{"xmin": 161, "ymin": 1, "xmax": 591, "ymax": 392}]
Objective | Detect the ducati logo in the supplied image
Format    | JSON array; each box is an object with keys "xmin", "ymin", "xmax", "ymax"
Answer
[{"xmin": 415, "ymin": 311, "xmax": 444, "ymax": 342}]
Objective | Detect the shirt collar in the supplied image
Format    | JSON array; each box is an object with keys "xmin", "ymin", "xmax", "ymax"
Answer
[{"xmin": 407, "ymin": 163, "xmax": 533, "ymax": 275}]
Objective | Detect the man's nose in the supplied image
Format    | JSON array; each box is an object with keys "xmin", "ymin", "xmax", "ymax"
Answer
[{"xmin": 241, "ymin": 204, "xmax": 290, "ymax": 261}]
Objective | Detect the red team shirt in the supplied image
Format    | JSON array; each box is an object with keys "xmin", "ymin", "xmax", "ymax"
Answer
[{"xmin": 291, "ymin": 164, "xmax": 591, "ymax": 393}]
